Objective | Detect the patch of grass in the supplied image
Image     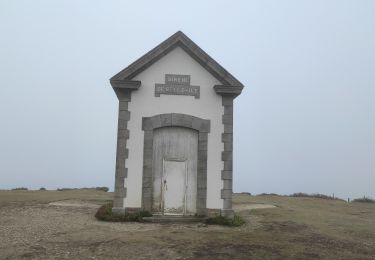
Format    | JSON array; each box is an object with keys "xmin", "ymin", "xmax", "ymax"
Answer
[
  {"xmin": 95, "ymin": 203, "xmax": 152, "ymax": 222},
  {"xmin": 232, "ymin": 215, "xmax": 246, "ymax": 226},
  {"xmin": 205, "ymin": 214, "xmax": 245, "ymax": 227},
  {"xmin": 352, "ymin": 197, "xmax": 375, "ymax": 203}
]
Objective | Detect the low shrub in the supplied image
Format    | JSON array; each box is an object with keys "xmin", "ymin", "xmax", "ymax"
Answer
[
  {"xmin": 39, "ymin": 187, "xmax": 46, "ymax": 191},
  {"xmin": 95, "ymin": 203, "xmax": 114, "ymax": 221},
  {"xmin": 205, "ymin": 215, "xmax": 229, "ymax": 225},
  {"xmin": 95, "ymin": 203, "xmax": 152, "ymax": 222},
  {"xmin": 352, "ymin": 197, "xmax": 375, "ymax": 203},
  {"xmin": 57, "ymin": 187, "xmax": 110, "ymax": 192},
  {"xmin": 57, "ymin": 188, "xmax": 73, "ymax": 191},
  {"xmin": 258, "ymin": 193, "xmax": 279, "ymax": 196},
  {"xmin": 11, "ymin": 187, "xmax": 28, "ymax": 190},
  {"xmin": 205, "ymin": 214, "xmax": 245, "ymax": 227},
  {"xmin": 289, "ymin": 193, "xmax": 343, "ymax": 200},
  {"xmin": 95, "ymin": 187, "xmax": 109, "ymax": 192}
]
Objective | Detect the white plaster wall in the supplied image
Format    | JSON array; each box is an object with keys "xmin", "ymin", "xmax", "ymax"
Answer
[{"xmin": 124, "ymin": 47, "xmax": 224, "ymax": 209}]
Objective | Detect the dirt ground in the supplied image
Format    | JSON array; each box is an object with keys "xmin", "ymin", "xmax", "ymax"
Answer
[{"xmin": 0, "ymin": 190, "xmax": 374, "ymax": 259}]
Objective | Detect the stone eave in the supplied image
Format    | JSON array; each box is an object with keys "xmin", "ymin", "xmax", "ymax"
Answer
[
  {"xmin": 110, "ymin": 79, "xmax": 141, "ymax": 89},
  {"xmin": 110, "ymin": 80, "xmax": 141, "ymax": 100},
  {"xmin": 214, "ymin": 85, "xmax": 243, "ymax": 98},
  {"xmin": 110, "ymin": 31, "xmax": 244, "ymax": 90}
]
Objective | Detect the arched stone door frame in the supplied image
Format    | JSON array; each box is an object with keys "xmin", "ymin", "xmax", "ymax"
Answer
[{"xmin": 141, "ymin": 113, "xmax": 210, "ymax": 216}]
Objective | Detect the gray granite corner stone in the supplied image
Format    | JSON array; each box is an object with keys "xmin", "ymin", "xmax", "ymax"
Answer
[
  {"xmin": 221, "ymin": 170, "xmax": 232, "ymax": 180},
  {"xmin": 119, "ymin": 101, "xmax": 128, "ymax": 111},
  {"xmin": 117, "ymin": 187, "xmax": 127, "ymax": 197},
  {"xmin": 222, "ymin": 133, "xmax": 233, "ymax": 143},
  {"xmin": 223, "ymin": 180, "xmax": 232, "ymax": 189},
  {"xmin": 224, "ymin": 124, "xmax": 233, "ymax": 134},
  {"xmin": 119, "ymin": 110, "xmax": 131, "ymax": 121},
  {"xmin": 118, "ymin": 129, "xmax": 130, "ymax": 139},
  {"xmin": 222, "ymin": 114, "xmax": 233, "ymax": 125},
  {"xmin": 221, "ymin": 151, "xmax": 232, "ymax": 161},
  {"xmin": 221, "ymin": 189, "xmax": 232, "ymax": 199},
  {"xmin": 117, "ymin": 168, "xmax": 128, "ymax": 179}
]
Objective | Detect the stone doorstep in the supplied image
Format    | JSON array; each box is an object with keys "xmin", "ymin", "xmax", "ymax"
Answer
[{"xmin": 142, "ymin": 215, "xmax": 206, "ymax": 223}]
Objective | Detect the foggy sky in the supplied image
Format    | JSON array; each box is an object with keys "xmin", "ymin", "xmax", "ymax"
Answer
[{"xmin": 0, "ymin": 0, "xmax": 374, "ymax": 199}]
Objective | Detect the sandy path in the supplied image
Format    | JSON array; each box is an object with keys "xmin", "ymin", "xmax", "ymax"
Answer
[
  {"xmin": 48, "ymin": 199, "xmax": 276, "ymax": 212},
  {"xmin": 233, "ymin": 203, "xmax": 276, "ymax": 211}
]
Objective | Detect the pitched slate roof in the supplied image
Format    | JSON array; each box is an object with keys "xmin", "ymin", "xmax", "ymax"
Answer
[{"xmin": 110, "ymin": 31, "xmax": 244, "ymax": 88}]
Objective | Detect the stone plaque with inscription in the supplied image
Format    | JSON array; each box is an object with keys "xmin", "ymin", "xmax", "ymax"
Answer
[{"xmin": 155, "ymin": 74, "xmax": 200, "ymax": 99}]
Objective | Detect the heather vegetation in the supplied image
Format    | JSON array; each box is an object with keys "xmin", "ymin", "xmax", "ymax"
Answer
[{"xmin": 352, "ymin": 196, "xmax": 375, "ymax": 203}]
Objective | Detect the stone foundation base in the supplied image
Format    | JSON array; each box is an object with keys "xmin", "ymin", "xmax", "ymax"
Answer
[
  {"xmin": 113, "ymin": 207, "xmax": 234, "ymax": 218},
  {"xmin": 220, "ymin": 209, "xmax": 234, "ymax": 218},
  {"xmin": 203, "ymin": 208, "xmax": 235, "ymax": 218},
  {"xmin": 112, "ymin": 207, "xmax": 143, "ymax": 216},
  {"xmin": 112, "ymin": 207, "xmax": 125, "ymax": 216},
  {"xmin": 126, "ymin": 207, "xmax": 142, "ymax": 214},
  {"xmin": 206, "ymin": 208, "xmax": 221, "ymax": 217}
]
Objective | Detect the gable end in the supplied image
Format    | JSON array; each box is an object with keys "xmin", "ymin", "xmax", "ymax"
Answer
[{"xmin": 110, "ymin": 31, "xmax": 244, "ymax": 91}]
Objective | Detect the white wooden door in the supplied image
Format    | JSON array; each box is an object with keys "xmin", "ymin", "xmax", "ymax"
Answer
[
  {"xmin": 152, "ymin": 127, "xmax": 198, "ymax": 215},
  {"xmin": 162, "ymin": 159, "xmax": 186, "ymax": 215}
]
